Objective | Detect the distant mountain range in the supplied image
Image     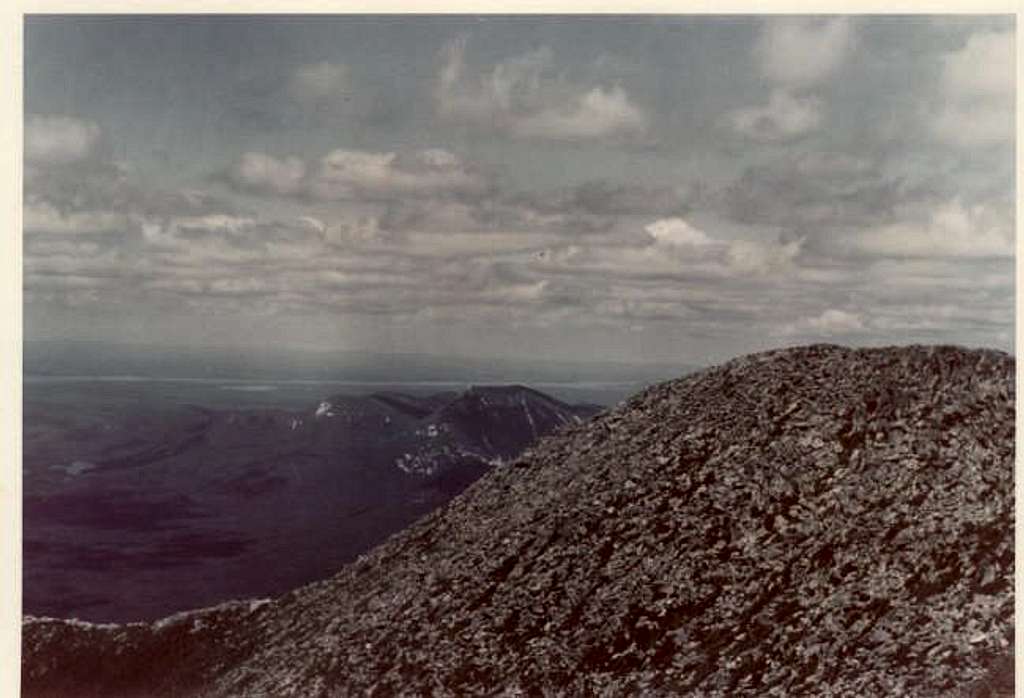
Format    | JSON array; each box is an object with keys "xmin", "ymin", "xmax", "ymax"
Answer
[{"xmin": 23, "ymin": 385, "xmax": 600, "ymax": 622}]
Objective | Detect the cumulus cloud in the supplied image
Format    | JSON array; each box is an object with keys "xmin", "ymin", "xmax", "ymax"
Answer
[
  {"xmin": 25, "ymin": 115, "xmax": 101, "ymax": 165},
  {"xmin": 435, "ymin": 39, "xmax": 548, "ymax": 123},
  {"xmin": 434, "ymin": 37, "xmax": 648, "ymax": 142},
  {"xmin": 940, "ymin": 29, "xmax": 1014, "ymax": 99},
  {"xmin": 756, "ymin": 17, "xmax": 854, "ymax": 87},
  {"xmin": 229, "ymin": 152, "xmax": 306, "ymax": 196},
  {"xmin": 309, "ymin": 148, "xmax": 490, "ymax": 200},
  {"xmin": 851, "ymin": 199, "xmax": 1014, "ymax": 259},
  {"xmin": 134, "ymin": 212, "xmax": 337, "ymax": 268},
  {"xmin": 645, "ymin": 218, "xmax": 713, "ymax": 247},
  {"xmin": 930, "ymin": 29, "xmax": 1015, "ymax": 148},
  {"xmin": 226, "ymin": 147, "xmax": 491, "ymax": 201},
  {"xmin": 728, "ymin": 90, "xmax": 823, "ymax": 142},
  {"xmin": 804, "ymin": 308, "xmax": 866, "ymax": 334},
  {"xmin": 729, "ymin": 18, "xmax": 852, "ymax": 142}
]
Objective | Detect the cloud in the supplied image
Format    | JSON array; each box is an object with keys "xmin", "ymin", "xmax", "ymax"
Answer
[
  {"xmin": 401, "ymin": 231, "xmax": 559, "ymax": 258},
  {"xmin": 725, "ymin": 238, "xmax": 803, "ymax": 275},
  {"xmin": 851, "ymin": 199, "xmax": 1014, "ymax": 259},
  {"xmin": 26, "ymin": 150, "xmax": 240, "ymax": 219},
  {"xmin": 529, "ymin": 217, "xmax": 804, "ymax": 284},
  {"xmin": 513, "ymin": 180, "xmax": 687, "ymax": 217},
  {"xmin": 868, "ymin": 300, "xmax": 1011, "ymax": 337},
  {"xmin": 457, "ymin": 181, "xmax": 690, "ymax": 238},
  {"xmin": 436, "ymin": 40, "xmax": 549, "ymax": 121},
  {"xmin": 729, "ymin": 18, "xmax": 853, "ymax": 144},
  {"xmin": 728, "ymin": 90, "xmax": 823, "ymax": 142},
  {"xmin": 704, "ymin": 148, "xmax": 950, "ymax": 243},
  {"xmin": 24, "ymin": 238, "xmax": 104, "ymax": 258},
  {"xmin": 940, "ymin": 29, "xmax": 1014, "ymax": 99},
  {"xmin": 509, "ymin": 85, "xmax": 648, "ymax": 141},
  {"xmin": 308, "ymin": 149, "xmax": 398, "ymax": 199},
  {"xmin": 300, "ymin": 214, "xmax": 388, "ymax": 246},
  {"xmin": 645, "ymin": 218, "xmax": 713, "ymax": 247},
  {"xmin": 229, "ymin": 152, "xmax": 306, "ymax": 196},
  {"xmin": 778, "ymin": 308, "xmax": 869, "ymax": 339},
  {"xmin": 225, "ymin": 61, "xmax": 377, "ymax": 129},
  {"xmin": 383, "ymin": 195, "xmax": 618, "ymax": 238},
  {"xmin": 140, "ymin": 214, "xmax": 336, "ymax": 259},
  {"xmin": 25, "ymin": 115, "xmax": 101, "ymax": 165},
  {"xmin": 930, "ymin": 29, "xmax": 1014, "ymax": 148},
  {"xmin": 434, "ymin": 37, "xmax": 648, "ymax": 142},
  {"xmin": 591, "ymin": 296, "xmax": 696, "ymax": 323},
  {"xmin": 716, "ymin": 152, "xmax": 905, "ymax": 231},
  {"xmin": 930, "ymin": 104, "xmax": 1014, "ymax": 148},
  {"xmin": 226, "ymin": 147, "xmax": 491, "ymax": 202},
  {"xmin": 756, "ymin": 17, "xmax": 854, "ymax": 87},
  {"xmin": 308, "ymin": 148, "xmax": 491, "ymax": 200},
  {"xmin": 864, "ymin": 258, "xmax": 1012, "ymax": 295},
  {"xmin": 804, "ymin": 308, "xmax": 866, "ymax": 334},
  {"xmin": 167, "ymin": 214, "xmax": 258, "ymax": 238},
  {"xmin": 24, "ymin": 202, "xmax": 136, "ymax": 236},
  {"xmin": 379, "ymin": 199, "xmax": 496, "ymax": 234}
]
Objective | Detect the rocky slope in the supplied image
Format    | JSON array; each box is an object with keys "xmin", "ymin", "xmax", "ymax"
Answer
[{"xmin": 22, "ymin": 345, "xmax": 1014, "ymax": 696}]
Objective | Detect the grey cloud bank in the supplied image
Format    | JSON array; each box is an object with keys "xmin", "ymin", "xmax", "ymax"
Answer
[{"xmin": 23, "ymin": 15, "xmax": 1015, "ymax": 365}]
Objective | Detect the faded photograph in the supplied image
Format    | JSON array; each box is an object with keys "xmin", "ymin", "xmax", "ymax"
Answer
[{"xmin": 21, "ymin": 15, "xmax": 1014, "ymax": 696}]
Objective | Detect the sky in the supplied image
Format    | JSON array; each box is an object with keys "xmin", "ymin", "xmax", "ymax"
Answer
[{"xmin": 22, "ymin": 15, "xmax": 1016, "ymax": 365}]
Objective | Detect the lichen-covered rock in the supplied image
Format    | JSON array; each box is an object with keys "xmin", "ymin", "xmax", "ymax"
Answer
[{"xmin": 22, "ymin": 344, "xmax": 1015, "ymax": 697}]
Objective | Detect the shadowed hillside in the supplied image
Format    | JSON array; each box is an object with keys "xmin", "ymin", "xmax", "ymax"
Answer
[{"xmin": 24, "ymin": 385, "xmax": 599, "ymax": 622}]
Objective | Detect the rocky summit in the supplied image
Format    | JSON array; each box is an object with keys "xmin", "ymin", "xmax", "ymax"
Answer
[{"xmin": 22, "ymin": 345, "xmax": 1015, "ymax": 697}]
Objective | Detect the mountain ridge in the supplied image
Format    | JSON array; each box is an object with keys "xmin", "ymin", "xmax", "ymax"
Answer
[{"xmin": 24, "ymin": 384, "xmax": 599, "ymax": 623}]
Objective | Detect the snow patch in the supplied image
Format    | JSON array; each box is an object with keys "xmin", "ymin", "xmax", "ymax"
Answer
[{"xmin": 521, "ymin": 396, "xmax": 538, "ymax": 439}]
